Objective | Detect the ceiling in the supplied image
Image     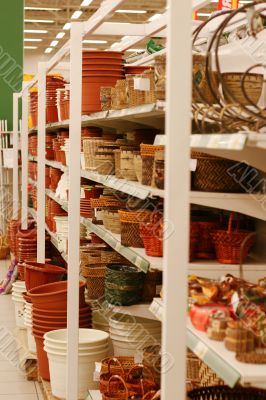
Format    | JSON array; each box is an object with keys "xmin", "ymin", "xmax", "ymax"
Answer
[{"xmin": 23, "ymin": 0, "xmax": 236, "ymax": 56}]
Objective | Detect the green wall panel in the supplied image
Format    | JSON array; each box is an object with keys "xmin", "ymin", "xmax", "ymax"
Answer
[{"xmin": 0, "ymin": 0, "xmax": 24, "ymax": 129}]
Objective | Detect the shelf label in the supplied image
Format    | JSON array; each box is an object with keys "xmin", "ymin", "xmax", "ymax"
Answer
[
  {"xmin": 190, "ymin": 159, "xmax": 197, "ymax": 171},
  {"xmin": 80, "ymin": 188, "xmax": 85, "ymax": 199},
  {"xmin": 134, "ymin": 77, "xmax": 150, "ymax": 91},
  {"xmin": 193, "ymin": 341, "xmax": 208, "ymax": 359}
]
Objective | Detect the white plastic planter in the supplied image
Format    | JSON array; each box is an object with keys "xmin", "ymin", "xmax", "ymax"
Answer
[{"xmin": 13, "ymin": 298, "xmax": 26, "ymax": 329}]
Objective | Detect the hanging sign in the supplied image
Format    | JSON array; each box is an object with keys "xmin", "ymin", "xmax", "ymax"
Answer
[{"xmin": 218, "ymin": 0, "xmax": 239, "ymax": 10}]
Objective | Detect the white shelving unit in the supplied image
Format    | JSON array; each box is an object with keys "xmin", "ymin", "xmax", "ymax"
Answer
[{"xmin": 12, "ymin": 0, "xmax": 266, "ymax": 399}]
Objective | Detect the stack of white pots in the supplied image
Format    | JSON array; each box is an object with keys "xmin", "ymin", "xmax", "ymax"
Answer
[
  {"xmin": 12, "ymin": 281, "xmax": 26, "ymax": 328},
  {"xmin": 109, "ymin": 314, "xmax": 161, "ymax": 357},
  {"xmin": 92, "ymin": 309, "xmax": 114, "ymax": 332},
  {"xmin": 23, "ymin": 301, "xmax": 36, "ymax": 354},
  {"xmin": 44, "ymin": 329, "xmax": 110, "ymax": 399}
]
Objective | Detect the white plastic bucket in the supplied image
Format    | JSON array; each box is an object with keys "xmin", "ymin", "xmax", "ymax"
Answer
[
  {"xmin": 44, "ymin": 329, "xmax": 109, "ymax": 347},
  {"xmin": 46, "ymin": 349, "xmax": 108, "ymax": 399},
  {"xmin": 13, "ymin": 299, "xmax": 26, "ymax": 329}
]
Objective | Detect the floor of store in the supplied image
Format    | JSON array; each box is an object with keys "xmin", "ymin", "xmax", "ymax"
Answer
[{"xmin": 0, "ymin": 260, "xmax": 43, "ymax": 400}]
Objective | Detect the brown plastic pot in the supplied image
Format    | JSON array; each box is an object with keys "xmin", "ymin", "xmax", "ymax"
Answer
[
  {"xmin": 82, "ymin": 75, "xmax": 124, "ymax": 81},
  {"xmin": 25, "ymin": 263, "xmax": 66, "ymax": 291},
  {"xmin": 82, "ymin": 59, "xmax": 122, "ymax": 66},
  {"xmin": 29, "ymin": 281, "xmax": 86, "ymax": 310},
  {"xmin": 33, "ymin": 320, "xmax": 91, "ymax": 330},
  {"xmin": 22, "ymin": 292, "xmax": 32, "ymax": 303},
  {"xmin": 32, "ymin": 305, "xmax": 91, "ymax": 316},
  {"xmin": 83, "ymin": 50, "xmax": 123, "ymax": 58},
  {"xmin": 34, "ymin": 335, "xmax": 50, "ymax": 381},
  {"xmin": 32, "ymin": 314, "xmax": 91, "ymax": 323}
]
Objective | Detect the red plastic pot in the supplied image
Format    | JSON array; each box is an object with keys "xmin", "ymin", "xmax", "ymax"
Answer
[
  {"xmin": 83, "ymin": 59, "xmax": 122, "ymax": 66},
  {"xmin": 25, "ymin": 263, "xmax": 66, "ymax": 291},
  {"xmin": 83, "ymin": 50, "xmax": 123, "ymax": 59},
  {"xmin": 34, "ymin": 335, "xmax": 50, "ymax": 380},
  {"xmin": 46, "ymin": 106, "xmax": 58, "ymax": 123},
  {"xmin": 33, "ymin": 320, "xmax": 91, "ymax": 330},
  {"xmin": 82, "ymin": 75, "xmax": 124, "ymax": 82},
  {"xmin": 33, "ymin": 305, "xmax": 91, "ymax": 316},
  {"xmin": 29, "ymin": 281, "xmax": 86, "ymax": 310},
  {"xmin": 22, "ymin": 292, "xmax": 32, "ymax": 303}
]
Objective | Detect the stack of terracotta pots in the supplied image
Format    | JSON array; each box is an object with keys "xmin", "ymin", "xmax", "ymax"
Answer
[
  {"xmin": 16, "ymin": 226, "xmax": 51, "ymax": 264},
  {"xmin": 30, "ymin": 186, "xmax": 37, "ymax": 210},
  {"xmin": 46, "ymin": 133, "xmax": 55, "ymax": 160},
  {"xmin": 7, "ymin": 219, "xmax": 20, "ymax": 254},
  {"xmin": 57, "ymin": 85, "xmax": 70, "ymax": 121},
  {"xmin": 46, "ymin": 198, "xmax": 67, "ymax": 232},
  {"xmin": 28, "ymin": 280, "xmax": 91, "ymax": 381},
  {"xmin": 49, "ymin": 167, "xmax": 63, "ymax": 192},
  {"xmin": 28, "ymin": 161, "xmax": 37, "ymax": 181},
  {"xmin": 28, "ymin": 134, "xmax": 38, "ymax": 157},
  {"xmin": 46, "ymin": 76, "xmax": 66, "ymax": 123},
  {"xmin": 82, "ymin": 50, "xmax": 124, "ymax": 114},
  {"xmin": 45, "ymin": 166, "xmax": 51, "ymax": 189},
  {"xmin": 29, "ymin": 90, "xmax": 38, "ymax": 127}
]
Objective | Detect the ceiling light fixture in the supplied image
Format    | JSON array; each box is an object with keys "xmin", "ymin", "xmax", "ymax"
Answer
[
  {"xmin": 56, "ymin": 32, "xmax": 65, "ymax": 39},
  {"xmin": 24, "ymin": 6, "xmax": 61, "ymax": 11},
  {"xmin": 83, "ymin": 39, "xmax": 107, "ymax": 44},
  {"xmin": 50, "ymin": 40, "xmax": 59, "ymax": 47},
  {"xmin": 71, "ymin": 10, "xmax": 83, "ymax": 19},
  {"xmin": 24, "ymin": 29, "xmax": 48, "ymax": 33},
  {"xmin": 63, "ymin": 23, "xmax": 71, "ymax": 30},
  {"xmin": 148, "ymin": 13, "xmax": 162, "ymax": 22},
  {"xmin": 45, "ymin": 48, "xmax": 53, "ymax": 54},
  {"xmin": 24, "ymin": 46, "xmax": 38, "ymax": 49},
  {"xmin": 81, "ymin": 0, "xmax": 93, "ymax": 6},
  {"xmin": 24, "ymin": 38, "xmax": 43, "ymax": 42},
  {"xmin": 24, "ymin": 19, "xmax": 54, "ymax": 23},
  {"xmin": 115, "ymin": 9, "xmax": 147, "ymax": 14}
]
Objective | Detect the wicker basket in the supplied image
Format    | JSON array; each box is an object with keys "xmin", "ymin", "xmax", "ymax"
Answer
[
  {"xmin": 114, "ymin": 150, "xmax": 122, "ymax": 178},
  {"xmin": 101, "ymin": 251, "xmax": 126, "ymax": 265},
  {"xmin": 188, "ymin": 386, "xmax": 266, "ymax": 400},
  {"xmin": 187, "ymin": 351, "xmax": 201, "ymax": 384},
  {"xmin": 153, "ymin": 150, "xmax": 165, "ymax": 189},
  {"xmin": 199, "ymin": 361, "xmax": 224, "ymax": 387},
  {"xmin": 222, "ymin": 72, "xmax": 263, "ymax": 106},
  {"xmin": 154, "ymin": 55, "xmax": 166, "ymax": 101},
  {"xmin": 95, "ymin": 152, "xmax": 115, "ymax": 175},
  {"xmin": 83, "ymin": 139, "xmax": 104, "ymax": 170},
  {"xmin": 192, "ymin": 152, "xmax": 252, "ymax": 193},
  {"xmin": 133, "ymin": 153, "xmax": 142, "ymax": 183},
  {"xmin": 120, "ymin": 150, "xmax": 138, "ymax": 181},
  {"xmin": 140, "ymin": 212, "xmax": 163, "ymax": 257},
  {"xmin": 86, "ymin": 266, "xmax": 106, "ymax": 300},
  {"xmin": 141, "ymin": 144, "xmax": 164, "ymax": 186},
  {"xmin": 190, "ymin": 222, "xmax": 199, "ymax": 261},
  {"xmin": 126, "ymin": 75, "xmax": 146, "ymax": 108},
  {"xmin": 105, "ymin": 211, "xmax": 121, "ymax": 234},
  {"xmin": 211, "ymin": 213, "xmax": 256, "ymax": 264},
  {"xmin": 192, "ymin": 53, "xmax": 219, "ymax": 105},
  {"xmin": 101, "ymin": 357, "xmax": 135, "ymax": 376},
  {"xmin": 111, "ymin": 80, "xmax": 128, "ymax": 110},
  {"xmin": 195, "ymin": 221, "xmax": 220, "ymax": 260},
  {"xmin": 143, "ymin": 345, "xmax": 161, "ymax": 386},
  {"xmin": 142, "ymin": 269, "xmax": 162, "ymax": 302},
  {"xmin": 105, "ymin": 264, "xmax": 144, "ymax": 306},
  {"xmin": 119, "ymin": 210, "xmax": 152, "ymax": 248}
]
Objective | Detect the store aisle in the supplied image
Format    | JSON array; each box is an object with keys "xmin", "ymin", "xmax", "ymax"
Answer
[{"xmin": 0, "ymin": 260, "xmax": 43, "ymax": 400}]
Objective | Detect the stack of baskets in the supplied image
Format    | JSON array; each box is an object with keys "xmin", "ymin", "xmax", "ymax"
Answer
[
  {"xmin": 119, "ymin": 210, "xmax": 152, "ymax": 248},
  {"xmin": 140, "ymin": 212, "xmax": 164, "ymax": 257},
  {"xmin": 140, "ymin": 144, "xmax": 165, "ymax": 187},
  {"xmin": 126, "ymin": 69, "xmax": 156, "ymax": 108}
]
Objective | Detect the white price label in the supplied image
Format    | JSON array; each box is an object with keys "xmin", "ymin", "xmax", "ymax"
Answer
[
  {"xmin": 134, "ymin": 77, "xmax": 150, "ymax": 91},
  {"xmin": 193, "ymin": 341, "xmax": 208, "ymax": 359},
  {"xmin": 134, "ymin": 351, "xmax": 143, "ymax": 363},
  {"xmin": 190, "ymin": 159, "xmax": 197, "ymax": 172},
  {"xmin": 154, "ymin": 135, "xmax": 166, "ymax": 145},
  {"xmin": 80, "ymin": 188, "xmax": 85, "ymax": 199}
]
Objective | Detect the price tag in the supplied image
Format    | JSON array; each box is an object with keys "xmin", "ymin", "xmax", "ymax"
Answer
[
  {"xmin": 134, "ymin": 77, "xmax": 150, "ymax": 91},
  {"xmin": 154, "ymin": 135, "xmax": 166, "ymax": 145},
  {"xmin": 134, "ymin": 351, "xmax": 143, "ymax": 363},
  {"xmin": 190, "ymin": 159, "xmax": 197, "ymax": 172},
  {"xmin": 193, "ymin": 341, "xmax": 208, "ymax": 359},
  {"xmin": 80, "ymin": 188, "xmax": 85, "ymax": 199}
]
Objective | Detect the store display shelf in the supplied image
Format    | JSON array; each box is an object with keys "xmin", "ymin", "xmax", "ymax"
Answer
[
  {"xmin": 28, "ymin": 155, "xmax": 37, "ymax": 162},
  {"xmin": 81, "ymin": 169, "xmax": 164, "ymax": 199},
  {"xmin": 191, "ymin": 132, "xmax": 266, "ymax": 173},
  {"xmin": 28, "ymin": 207, "xmax": 37, "ymax": 221},
  {"xmin": 45, "ymin": 159, "xmax": 68, "ymax": 172},
  {"xmin": 191, "ymin": 191, "xmax": 266, "ymax": 221},
  {"xmin": 80, "ymin": 217, "xmax": 162, "ymax": 273},
  {"xmin": 150, "ymin": 300, "xmax": 266, "ymax": 388},
  {"xmin": 45, "ymin": 223, "xmax": 68, "ymax": 262},
  {"xmin": 45, "ymin": 188, "xmax": 68, "ymax": 212},
  {"xmin": 109, "ymin": 303, "xmax": 158, "ymax": 320},
  {"xmin": 43, "ymin": 102, "xmax": 165, "ymax": 132}
]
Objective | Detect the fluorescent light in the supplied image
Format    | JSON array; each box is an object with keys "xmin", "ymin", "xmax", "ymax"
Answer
[
  {"xmin": 56, "ymin": 32, "xmax": 65, "ymax": 39},
  {"xmin": 50, "ymin": 40, "xmax": 59, "ymax": 47},
  {"xmin": 63, "ymin": 23, "xmax": 71, "ymax": 30},
  {"xmin": 24, "ymin": 46, "xmax": 38, "ymax": 49},
  {"xmin": 24, "ymin": 19, "xmax": 54, "ymax": 23},
  {"xmin": 45, "ymin": 48, "xmax": 53, "ymax": 54},
  {"xmin": 148, "ymin": 13, "xmax": 162, "ymax": 22},
  {"xmin": 127, "ymin": 48, "xmax": 145, "ymax": 52},
  {"xmin": 71, "ymin": 10, "xmax": 83, "ymax": 19},
  {"xmin": 24, "ymin": 29, "xmax": 48, "ymax": 33},
  {"xmin": 24, "ymin": 38, "xmax": 42, "ymax": 42},
  {"xmin": 197, "ymin": 12, "xmax": 211, "ymax": 16},
  {"xmin": 24, "ymin": 6, "xmax": 61, "ymax": 11},
  {"xmin": 83, "ymin": 39, "xmax": 107, "ymax": 44},
  {"xmin": 81, "ymin": 0, "xmax": 93, "ymax": 6},
  {"xmin": 115, "ymin": 9, "xmax": 147, "ymax": 14}
]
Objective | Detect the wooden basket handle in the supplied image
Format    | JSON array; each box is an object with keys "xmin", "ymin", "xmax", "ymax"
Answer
[
  {"xmin": 107, "ymin": 357, "xmax": 126, "ymax": 379},
  {"xmin": 127, "ymin": 364, "xmax": 155, "ymax": 385},
  {"xmin": 107, "ymin": 375, "xmax": 128, "ymax": 398}
]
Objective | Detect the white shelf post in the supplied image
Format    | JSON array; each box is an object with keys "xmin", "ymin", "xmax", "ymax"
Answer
[
  {"xmin": 67, "ymin": 21, "xmax": 83, "ymax": 400},
  {"xmin": 162, "ymin": 0, "xmax": 192, "ymax": 399},
  {"xmin": 21, "ymin": 87, "xmax": 29, "ymax": 230},
  {"xmin": 12, "ymin": 93, "xmax": 19, "ymax": 220},
  {"xmin": 37, "ymin": 62, "xmax": 47, "ymax": 263}
]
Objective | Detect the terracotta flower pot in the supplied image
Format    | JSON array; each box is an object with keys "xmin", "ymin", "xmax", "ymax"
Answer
[
  {"xmin": 82, "ymin": 59, "xmax": 122, "ymax": 66},
  {"xmin": 125, "ymin": 66, "xmax": 153, "ymax": 75},
  {"xmin": 22, "ymin": 291, "xmax": 32, "ymax": 303},
  {"xmin": 29, "ymin": 281, "xmax": 86, "ymax": 310},
  {"xmin": 33, "ymin": 320, "xmax": 91, "ymax": 330},
  {"xmin": 34, "ymin": 335, "xmax": 50, "ymax": 380},
  {"xmin": 33, "ymin": 305, "xmax": 91, "ymax": 316},
  {"xmin": 82, "ymin": 50, "xmax": 123, "ymax": 59},
  {"xmin": 25, "ymin": 263, "xmax": 66, "ymax": 291}
]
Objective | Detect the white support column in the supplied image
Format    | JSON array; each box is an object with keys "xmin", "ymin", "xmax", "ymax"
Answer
[
  {"xmin": 162, "ymin": 1, "xmax": 192, "ymax": 400},
  {"xmin": 67, "ymin": 22, "xmax": 83, "ymax": 400},
  {"xmin": 12, "ymin": 93, "xmax": 19, "ymax": 220},
  {"xmin": 21, "ymin": 89, "xmax": 29, "ymax": 230},
  {"xmin": 37, "ymin": 62, "xmax": 47, "ymax": 263}
]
